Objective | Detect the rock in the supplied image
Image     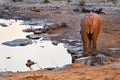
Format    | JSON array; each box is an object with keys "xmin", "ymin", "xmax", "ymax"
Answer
[
  {"xmin": 22, "ymin": 28, "xmax": 33, "ymax": 33},
  {"xmin": 113, "ymin": 9, "xmax": 120, "ymax": 14},
  {"xmin": 75, "ymin": 54, "xmax": 108, "ymax": 66},
  {"xmin": 57, "ymin": 22, "xmax": 68, "ymax": 27},
  {"xmin": 45, "ymin": 67, "xmax": 55, "ymax": 70},
  {"xmin": 68, "ymin": 40, "xmax": 82, "ymax": 46},
  {"xmin": 55, "ymin": 6, "xmax": 60, "ymax": 9},
  {"xmin": 33, "ymin": 30, "xmax": 43, "ymax": 34},
  {"xmin": 71, "ymin": 54, "xmax": 83, "ymax": 63},
  {"xmin": 42, "ymin": 22, "xmax": 68, "ymax": 33},
  {"xmin": 30, "ymin": 8, "xmax": 42, "ymax": 12},
  {"xmin": 63, "ymin": 43, "xmax": 70, "ymax": 48},
  {"xmin": 41, "ymin": 36, "xmax": 51, "ymax": 41},
  {"xmin": 82, "ymin": 6, "xmax": 103, "ymax": 14},
  {"xmin": 23, "ymin": 27, "xmax": 43, "ymax": 34},
  {"xmin": 52, "ymin": 40, "xmax": 58, "ymax": 45},
  {"xmin": 31, "ymin": 25, "xmax": 45, "ymax": 30},
  {"xmin": 72, "ymin": 54, "xmax": 83, "ymax": 58},
  {"xmin": 2, "ymin": 39, "xmax": 33, "ymax": 47},
  {"xmin": 22, "ymin": 19, "xmax": 65, "ymax": 34},
  {"xmin": 75, "ymin": 56, "xmax": 92, "ymax": 65},
  {"xmin": 3, "ymin": 9, "xmax": 9, "ymax": 13},
  {"xmin": 76, "ymin": 51, "xmax": 83, "ymax": 55},
  {"xmin": 22, "ymin": 19, "xmax": 45, "ymax": 26},
  {"xmin": 44, "ymin": 19, "xmax": 55, "ymax": 25},
  {"xmin": 6, "ymin": 57, "xmax": 11, "ymax": 59},
  {"xmin": 63, "ymin": 40, "xmax": 82, "ymax": 47},
  {"xmin": 73, "ymin": 9, "xmax": 80, "ymax": 12},
  {"xmin": 0, "ymin": 15, "xmax": 8, "ymax": 19},
  {"xmin": 0, "ymin": 23, "xmax": 8, "ymax": 27},
  {"xmin": 67, "ymin": 46, "xmax": 83, "ymax": 54},
  {"xmin": 108, "ymin": 48, "xmax": 120, "ymax": 51},
  {"xmin": 26, "ymin": 34, "xmax": 41, "ymax": 39},
  {"xmin": 0, "ymin": 7, "xmax": 5, "ymax": 12},
  {"xmin": 63, "ymin": 40, "xmax": 83, "ymax": 55}
]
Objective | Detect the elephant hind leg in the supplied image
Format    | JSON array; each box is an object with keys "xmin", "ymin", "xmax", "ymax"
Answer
[
  {"xmin": 88, "ymin": 33, "xmax": 92, "ymax": 53},
  {"xmin": 82, "ymin": 33, "xmax": 89, "ymax": 56},
  {"xmin": 91, "ymin": 33, "xmax": 99, "ymax": 56}
]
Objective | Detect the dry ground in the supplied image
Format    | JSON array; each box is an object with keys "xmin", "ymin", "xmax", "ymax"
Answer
[
  {"xmin": 0, "ymin": 2, "xmax": 120, "ymax": 80},
  {"xmin": 0, "ymin": 65, "xmax": 120, "ymax": 80}
]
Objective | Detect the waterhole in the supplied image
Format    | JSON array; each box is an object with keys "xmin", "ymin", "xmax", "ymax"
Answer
[{"xmin": 0, "ymin": 19, "xmax": 71, "ymax": 72}]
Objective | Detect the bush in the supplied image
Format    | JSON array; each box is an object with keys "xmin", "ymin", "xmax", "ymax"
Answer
[
  {"xmin": 44, "ymin": 0, "xmax": 50, "ymax": 3},
  {"xmin": 78, "ymin": 0, "xmax": 86, "ymax": 6},
  {"xmin": 67, "ymin": 0, "xmax": 71, "ymax": 3}
]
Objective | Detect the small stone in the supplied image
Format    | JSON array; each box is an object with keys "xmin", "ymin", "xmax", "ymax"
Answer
[
  {"xmin": 52, "ymin": 40, "xmax": 58, "ymax": 45},
  {"xmin": 73, "ymin": 9, "xmax": 80, "ymax": 12},
  {"xmin": 108, "ymin": 48, "xmax": 120, "ymax": 51},
  {"xmin": 71, "ymin": 63, "xmax": 85, "ymax": 67},
  {"xmin": 26, "ymin": 34, "xmax": 41, "ymax": 39},
  {"xmin": 6, "ymin": 57, "xmax": 11, "ymax": 59}
]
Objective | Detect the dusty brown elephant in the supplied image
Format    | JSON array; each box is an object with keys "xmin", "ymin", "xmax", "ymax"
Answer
[{"xmin": 80, "ymin": 12, "xmax": 102, "ymax": 56}]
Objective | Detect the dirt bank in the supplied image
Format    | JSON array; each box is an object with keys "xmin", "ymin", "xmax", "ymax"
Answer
[{"xmin": 0, "ymin": 64, "xmax": 120, "ymax": 80}]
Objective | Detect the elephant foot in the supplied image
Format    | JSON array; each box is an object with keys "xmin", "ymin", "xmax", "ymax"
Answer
[
  {"xmin": 83, "ymin": 53, "xmax": 89, "ymax": 57},
  {"xmin": 91, "ymin": 53, "xmax": 98, "ymax": 56}
]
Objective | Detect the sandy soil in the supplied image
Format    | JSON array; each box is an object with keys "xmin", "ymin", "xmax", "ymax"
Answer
[
  {"xmin": 0, "ymin": 65, "xmax": 120, "ymax": 80},
  {"xmin": 0, "ymin": 1, "xmax": 120, "ymax": 80}
]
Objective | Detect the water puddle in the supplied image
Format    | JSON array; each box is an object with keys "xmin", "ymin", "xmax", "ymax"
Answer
[{"xmin": 0, "ymin": 18, "xmax": 71, "ymax": 72}]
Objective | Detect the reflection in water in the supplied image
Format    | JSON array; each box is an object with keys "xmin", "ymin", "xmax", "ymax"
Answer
[{"xmin": 0, "ymin": 19, "xmax": 71, "ymax": 72}]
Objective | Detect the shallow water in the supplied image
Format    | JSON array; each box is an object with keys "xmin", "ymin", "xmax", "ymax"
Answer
[{"xmin": 0, "ymin": 19, "xmax": 71, "ymax": 72}]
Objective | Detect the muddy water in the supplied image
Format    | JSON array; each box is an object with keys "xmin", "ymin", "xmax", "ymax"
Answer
[{"xmin": 0, "ymin": 19, "xmax": 71, "ymax": 72}]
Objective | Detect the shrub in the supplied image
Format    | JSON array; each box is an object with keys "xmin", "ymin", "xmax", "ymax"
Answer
[
  {"xmin": 78, "ymin": 0, "xmax": 86, "ymax": 6},
  {"xmin": 44, "ymin": 0, "xmax": 50, "ymax": 3}
]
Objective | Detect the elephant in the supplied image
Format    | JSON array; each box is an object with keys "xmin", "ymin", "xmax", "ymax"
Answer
[{"xmin": 80, "ymin": 12, "xmax": 102, "ymax": 56}]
